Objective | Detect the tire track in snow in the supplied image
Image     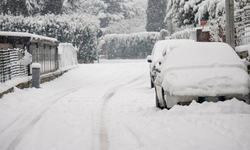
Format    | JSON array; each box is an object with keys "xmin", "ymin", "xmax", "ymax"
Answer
[
  {"xmin": 99, "ymin": 72, "xmax": 146, "ymax": 150},
  {"xmin": 5, "ymin": 87, "xmax": 81, "ymax": 150},
  {"xmin": 2, "ymin": 70, "xmax": 128, "ymax": 150},
  {"xmin": 99, "ymin": 91, "xmax": 116, "ymax": 150}
]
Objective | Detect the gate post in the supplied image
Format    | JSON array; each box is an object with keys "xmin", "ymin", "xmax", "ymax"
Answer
[{"xmin": 31, "ymin": 63, "xmax": 41, "ymax": 88}]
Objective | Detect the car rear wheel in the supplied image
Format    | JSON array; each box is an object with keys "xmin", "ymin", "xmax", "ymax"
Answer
[
  {"xmin": 155, "ymin": 91, "xmax": 160, "ymax": 108},
  {"xmin": 155, "ymin": 88, "xmax": 165, "ymax": 109},
  {"xmin": 162, "ymin": 89, "xmax": 169, "ymax": 109},
  {"xmin": 155, "ymin": 88, "xmax": 167, "ymax": 109},
  {"xmin": 151, "ymin": 80, "xmax": 154, "ymax": 88}
]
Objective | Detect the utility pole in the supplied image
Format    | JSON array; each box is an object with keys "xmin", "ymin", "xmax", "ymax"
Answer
[{"xmin": 226, "ymin": 0, "xmax": 235, "ymax": 50}]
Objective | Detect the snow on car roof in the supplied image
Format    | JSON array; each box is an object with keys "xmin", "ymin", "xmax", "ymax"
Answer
[
  {"xmin": 151, "ymin": 39, "xmax": 195, "ymax": 69},
  {"xmin": 164, "ymin": 42, "xmax": 246, "ymax": 70},
  {"xmin": 0, "ymin": 31, "xmax": 59, "ymax": 43}
]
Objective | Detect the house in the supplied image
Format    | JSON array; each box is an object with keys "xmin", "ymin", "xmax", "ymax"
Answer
[{"xmin": 0, "ymin": 31, "xmax": 60, "ymax": 75}]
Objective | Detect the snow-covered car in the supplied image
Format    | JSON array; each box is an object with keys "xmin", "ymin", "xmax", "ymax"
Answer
[
  {"xmin": 147, "ymin": 39, "xmax": 195, "ymax": 88},
  {"xmin": 153, "ymin": 42, "xmax": 250, "ymax": 109}
]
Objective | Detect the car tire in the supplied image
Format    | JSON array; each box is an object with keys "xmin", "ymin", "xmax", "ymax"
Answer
[
  {"xmin": 155, "ymin": 88, "xmax": 165, "ymax": 109},
  {"xmin": 155, "ymin": 90, "xmax": 160, "ymax": 108},
  {"xmin": 151, "ymin": 80, "xmax": 154, "ymax": 88},
  {"xmin": 162, "ymin": 89, "xmax": 169, "ymax": 109}
]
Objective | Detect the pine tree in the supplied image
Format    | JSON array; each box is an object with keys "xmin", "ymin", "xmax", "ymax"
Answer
[
  {"xmin": 100, "ymin": 0, "xmax": 123, "ymax": 28},
  {"xmin": 100, "ymin": 0, "xmax": 139, "ymax": 28},
  {"xmin": 41, "ymin": 0, "xmax": 63, "ymax": 15},
  {"xmin": 146, "ymin": 0, "xmax": 167, "ymax": 32},
  {"xmin": 63, "ymin": 0, "xmax": 81, "ymax": 14},
  {"xmin": 0, "ymin": 0, "xmax": 28, "ymax": 16}
]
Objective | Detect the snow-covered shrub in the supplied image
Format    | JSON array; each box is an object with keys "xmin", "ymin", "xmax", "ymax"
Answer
[
  {"xmin": 209, "ymin": 16, "xmax": 226, "ymax": 42},
  {"xmin": 19, "ymin": 50, "xmax": 32, "ymax": 66},
  {"xmin": 104, "ymin": 32, "xmax": 160, "ymax": 59},
  {"xmin": 0, "ymin": 14, "xmax": 100, "ymax": 63},
  {"xmin": 171, "ymin": 28, "xmax": 197, "ymax": 41}
]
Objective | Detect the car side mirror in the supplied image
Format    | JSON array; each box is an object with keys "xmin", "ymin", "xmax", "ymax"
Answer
[{"xmin": 147, "ymin": 55, "xmax": 153, "ymax": 63}]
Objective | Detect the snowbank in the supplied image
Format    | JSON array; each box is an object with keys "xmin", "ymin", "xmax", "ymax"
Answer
[
  {"xmin": 0, "ymin": 77, "xmax": 31, "ymax": 93},
  {"xmin": 235, "ymin": 44, "xmax": 250, "ymax": 53}
]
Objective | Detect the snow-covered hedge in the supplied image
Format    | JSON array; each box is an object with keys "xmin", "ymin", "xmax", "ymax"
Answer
[
  {"xmin": 170, "ymin": 28, "xmax": 197, "ymax": 41},
  {"xmin": 0, "ymin": 14, "xmax": 100, "ymax": 63},
  {"xmin": 104, "ymin": 32, "xmax": 160, "ymax": 59}
]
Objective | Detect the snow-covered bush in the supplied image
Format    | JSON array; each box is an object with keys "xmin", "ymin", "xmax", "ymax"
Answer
[
  {"xmin": 171, "ymin": 28, "xmax": 197, "ymax": 41},
  {"xmin": 209, "ymin": 16, "xmax": 226, "ymax": 42},
  {"xmin": 0, "ymin": 14, "xmax": 100, "ymax": 63},
  {"xmin": 104, "ymin": 32, "xmax": 160, "ymax": 59},
  {"xmin": 19, "ymin": 50, "xmax": 32, "ymax": 66}
]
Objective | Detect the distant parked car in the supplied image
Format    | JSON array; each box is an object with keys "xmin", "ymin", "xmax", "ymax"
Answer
[
  {"xmin": 150, "ymin": 42, "xmax": 250, "ymax": 109},
  {"xmin": 147, "ymin": 39, "xmax": 195, "ymax": 88}
]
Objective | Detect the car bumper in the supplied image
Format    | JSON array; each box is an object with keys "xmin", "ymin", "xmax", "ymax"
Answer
[{"xmin": 164, "ymin": 92, "xmax": 250, "ymax": 108}]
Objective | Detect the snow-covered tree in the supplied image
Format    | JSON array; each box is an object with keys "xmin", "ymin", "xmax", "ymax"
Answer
[
  {"xmin": 194, "ymin": 0, "xmax": 224, "ymax": 24},
  {"xmin": 25, "ymin": 0, "xmax": 42, "ymax": 15},
  {"xmin": 209, "ymin": 16, "xmax": 226, "ymax": 42},
  {"xmin": 41, "ymin": 0, "xmax": 63, "ymax": 15},
  {"xmin": 165, "ymin": 0, "xmax": 203, "ymax": 28},
  {"xmin": 99, "ymin": 0, "xmax": 142, "ymax": 28},
  {"xmin": 105, "ymin": 15, "xmax": 147, "ymax": 34},
  {"xmin": 196, "ymin": 0, "xmax": 249, "ymax": 43},
  {"xmin": 146, "ymin": 0, "xmax": 167, "ymax": 32},
  {"xmin": 0, "ymin": 0, "xmax": 29, "ymax": 16},
  {"xmin": 63, "ymin": 0, "xmax": 105, "ymax": 15}
]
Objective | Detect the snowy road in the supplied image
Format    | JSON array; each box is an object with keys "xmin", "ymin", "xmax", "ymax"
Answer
[{"xmin": 0, "ymin": 59, "xmax": 250, "ymax": 150}]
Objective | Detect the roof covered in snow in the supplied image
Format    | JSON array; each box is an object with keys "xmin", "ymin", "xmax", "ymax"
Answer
[{"xmin": 0, "ymin": 31, "xmax": 59, "ymax": 43}]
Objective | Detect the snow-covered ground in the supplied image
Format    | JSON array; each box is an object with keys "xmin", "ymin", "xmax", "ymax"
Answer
[{"xmin": 0, "ymin": 59, "xmax": 250, "ymax": 150}]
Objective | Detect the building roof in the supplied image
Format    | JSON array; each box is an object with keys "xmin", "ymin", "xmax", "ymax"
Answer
[{"xmin": 0, "ymin": 31, "xmax": 59, "ymax": 43}]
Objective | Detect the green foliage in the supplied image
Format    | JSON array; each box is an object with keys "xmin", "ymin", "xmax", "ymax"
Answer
[
  {"xmin": 104, "ymin": 32, "xmax": 160, "ymax": 59},
  {"xmin": 0, "ymin": 14, "xmax": 100, "ymax": 63}
]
